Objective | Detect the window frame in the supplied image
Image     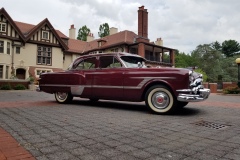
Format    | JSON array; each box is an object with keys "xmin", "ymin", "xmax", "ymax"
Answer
[
  {"xmin": 0, "ymin": 65, "xmax": 3, "ymax": 79},
  {"xmin": 37, "ymin": 46, "xmax": 52, "ymax": 65},
  {"xmin": 74, "ymin": 57, "xmax": 96, "ymax": 70},
  {"xmin": 0, "ymin": 23, "xmax": 6, "ymax": 32},
  {"xmin": 42, "ymin": 31, "xmax": 49, "ymax": 40},
  {"xmin": 7, "ymin": 42, "xmax": 10, "ymax": 54},
  {"xmin": 36, "ymin": 69, "xmax": 52, "ymax": 76},
  {"xmin": 0, "ymin": 41, "xmax": 4, "ymax": 53},
  {"xmin": 6, "ymin": 66, "xmax": 9, "ymax": 79},
  {"xmin": 16, "ymin": 47, "xmax": 20, "ymax": 54}
]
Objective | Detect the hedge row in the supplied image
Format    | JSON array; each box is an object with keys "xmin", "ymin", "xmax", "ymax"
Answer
[{"xmin": 0, "ymin": 84, "xmax": 26, "ymax": 90}]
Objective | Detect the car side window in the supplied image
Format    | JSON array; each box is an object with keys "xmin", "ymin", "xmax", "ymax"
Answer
[
  {"xmin": 99, "ymin": 56, "xmax": 122, "ymax": 68},
  {"xmin": 74, "ymin": 57, "xmax": 96, "ymax": 70}
]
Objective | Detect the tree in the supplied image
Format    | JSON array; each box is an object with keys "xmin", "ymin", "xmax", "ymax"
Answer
[
  {"xmin": 176, "ymin": 40, "xmax": 240, "ymax": 82},
  {"xmin": 98, "ymin": 23, "xmax": 109, "ymax": 38},
  {"xmin": 211, "ymin": 41, "xmax": 222, "ymax": 51},
  {"xmin": 221, "ymin": 40, "xmax": 240, "ymax": 57},
  {"xmin": 77, "ymin": 25, "xmax": 91, "ymax": 41},
  {"xmin": 175, "ymin": 52, "xmax": 195, "ymax": 68},
  {"xmin": 220, "ymin": 55, "xmax": 238, "ymax": 82},
  {"xmin": 191, "ymin": 44, "xmax": 223, "ymax": 82}
]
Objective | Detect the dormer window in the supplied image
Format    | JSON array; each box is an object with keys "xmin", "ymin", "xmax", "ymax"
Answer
[
  {"xmin": 97, "ymin": 39, "xmax": 107, "ymax": 47},
  {"xmin": 0, "ymin": 23, "xmax": 6, "ymax": 32},
  {"xmin": 98, "ymin": 41, "xmax": 102, "ymax": 47},
  {"xmin": 42, "ymin": 31, "xmax": 49, "ymax": 40}
]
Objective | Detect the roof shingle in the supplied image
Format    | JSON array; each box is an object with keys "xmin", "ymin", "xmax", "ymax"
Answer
[{"xmin": 14, "ymin": 21, "xmax": 35, "ymax": 35}]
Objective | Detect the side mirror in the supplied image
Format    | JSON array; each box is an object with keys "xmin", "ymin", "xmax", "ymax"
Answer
[{"xmin": 138, "ymin": 62, "xmax": 143, "ymax": 68}]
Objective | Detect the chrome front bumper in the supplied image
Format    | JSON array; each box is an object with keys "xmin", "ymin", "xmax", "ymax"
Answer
[{"xmin": 177, "ymin": 88, "xmax": 210, "ymax": 102}]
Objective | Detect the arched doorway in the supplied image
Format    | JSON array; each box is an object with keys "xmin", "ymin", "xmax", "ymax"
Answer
[{"xmin": 16, "ymin": 68, "xmax": 26, "ymax": 79}]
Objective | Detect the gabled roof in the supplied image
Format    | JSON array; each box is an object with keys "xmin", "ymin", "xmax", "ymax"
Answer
[
  {"xmin": 14, "ymin": 21, "xmax": 35, "ymax": 36},
  {"xmin": 63, "ymin": 30, "xmax": 138, "ymax": 54},
  {"xmin": 67, "ymin": 39, "xmax": 87, "ymax": 53},
  {"xmin": 84, "ymin": 30, "xmax": 137, "ymax": 52},
  {"xmin": 0, "ymin": 7, "xmax": 68, "ymax": 50},
  {"xmin": 24, "ymin": 18, "xmax": 68, "ymax": 50},
  {"xmin": 56, "ymin": 30, "xmax": 69, "ymax": 39},
  {"xmin": 0, "ymin": 8, "xmax": 25, "ymax": 41}
]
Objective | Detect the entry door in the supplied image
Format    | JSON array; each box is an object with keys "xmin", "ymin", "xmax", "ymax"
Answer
[{"xmin": 16, "ymin": 68, "xmax": 26, "ymax": 79}]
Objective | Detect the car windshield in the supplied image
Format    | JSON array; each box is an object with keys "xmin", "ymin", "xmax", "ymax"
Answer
[{"xmin": 120, "ymin": 56, "xmax": 147, "ymax": 68}]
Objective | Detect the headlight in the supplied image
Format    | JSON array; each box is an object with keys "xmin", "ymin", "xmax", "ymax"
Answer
[
  {"xmin": 189, "ymin": 70, "xmax": 194, "ymax": 84},
  {"xmin": 189, "ymin": 70, "xmax": 193, "ymax": 76}
]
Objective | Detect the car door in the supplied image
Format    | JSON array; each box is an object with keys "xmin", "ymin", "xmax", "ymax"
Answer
[
  {"xmin": 92, "ymin": 55, "xmax": 124, "ymax": 100},
  {"xmin": 70, "ymin": 57, "xmax": 97, "ymax": 97}
]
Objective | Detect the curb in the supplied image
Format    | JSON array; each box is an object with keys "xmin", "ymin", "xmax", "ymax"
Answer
[{"xmin": 0, "ymin": 128, "xmax": 35, "ymax": 160}]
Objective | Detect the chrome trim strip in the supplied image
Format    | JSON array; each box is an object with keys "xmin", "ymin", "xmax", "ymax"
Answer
[
  {"xmin": 40, "ymin": 84, "xmax": 124, "ymax": 89},
  {"xmin": 71, "ymin": 86, "xmax": 85, "ymax": 95},
  {"xmin": 127, "ymin": 72, "xmax": 161, "ymax": 74},
  {"xmin": 136, "ymin": 78, "xmax": 149, "ymax": 89},
  {"xmin": 40, "ymin": 84, "xmax": 77, "ymax": 87},
  {"xmin": 130, "ymin": 77, "xmax": 176, "ymax": 80},
  {"xmin": 92, "ymin": 85, "xmax": 123, "ymax": 89},
  {"xmin": 85, "ymin": 72, "xmax": 122, "ymax": 75}
]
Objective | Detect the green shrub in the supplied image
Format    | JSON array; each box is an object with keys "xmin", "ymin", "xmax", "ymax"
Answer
[
  {"xmin": 223, "ymin": 87, "xmax": 240, "ymax": 94},
  {"xmin": 0, "ymin": 84, "xmax": 12, "ymax": 90},
  {"xmin": 14, "ymin": 84, "xmax": 26, "ymax": 90}
]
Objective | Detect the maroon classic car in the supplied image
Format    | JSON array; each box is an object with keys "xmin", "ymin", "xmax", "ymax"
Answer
[{"xmin": 38, "ymin": 52, "xmax": 210, "ymax": 114}]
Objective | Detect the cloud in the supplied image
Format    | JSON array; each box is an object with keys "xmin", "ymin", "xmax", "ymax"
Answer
[{"xmin": 1, "ymin": 0, "xmax": 240, "ymax": 53}]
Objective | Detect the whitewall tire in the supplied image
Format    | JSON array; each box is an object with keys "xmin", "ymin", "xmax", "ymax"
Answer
[
  {"xmin": 145, "ymin": 85, "xmax": 175, "ymax": 114},
  {"xmin": 55, "ymin": 92, "xmax": 73, "ymax": 103}
]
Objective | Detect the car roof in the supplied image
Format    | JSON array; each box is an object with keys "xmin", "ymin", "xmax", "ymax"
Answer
[{"xmin": 78, "ymin": 52, "xmax": 144, "ymax": 59}]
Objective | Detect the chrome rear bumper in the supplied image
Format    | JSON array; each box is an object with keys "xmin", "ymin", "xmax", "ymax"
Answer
[{"xmin": 177, "ymin": 88, "xmax": 210, "ymax": 102}]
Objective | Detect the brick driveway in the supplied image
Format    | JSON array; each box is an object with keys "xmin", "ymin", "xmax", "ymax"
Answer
[{"xmin": 0, "ymin": 90, "xmax": 240, "ymax": 160}]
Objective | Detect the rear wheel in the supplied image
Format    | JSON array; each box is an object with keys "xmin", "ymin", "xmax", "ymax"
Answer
[
  {"xmin": 145, "ymin": 85, "xmax": 175, "ymax": 114},
  {"xmin": 55, "ymin": 92, "xmax": 73, "ymax": 103}
]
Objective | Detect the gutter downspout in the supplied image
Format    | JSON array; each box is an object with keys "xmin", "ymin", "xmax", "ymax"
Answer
[{"xmin": 11, "ymin": 42, "xmax": 14, "ymax": 76}]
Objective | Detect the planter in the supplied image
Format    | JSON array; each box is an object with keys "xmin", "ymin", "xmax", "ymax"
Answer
[{"xmin": 28, "ymin": 84, "xmax": 36, "ymax": 91}]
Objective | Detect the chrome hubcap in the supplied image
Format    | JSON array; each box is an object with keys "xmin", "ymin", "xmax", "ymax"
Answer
[
  {"xmin": 151, "ymin": 92, "xmax": 169, "ymax": 109},
  {"xmin": 56, "ymin": 92, "xmax": 67, "ymax": 100}
]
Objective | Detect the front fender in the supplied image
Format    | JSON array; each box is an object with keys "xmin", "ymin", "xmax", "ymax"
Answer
[{"xmin": 141, "ymin": 78, "xmax": 177, "ymax": 101}]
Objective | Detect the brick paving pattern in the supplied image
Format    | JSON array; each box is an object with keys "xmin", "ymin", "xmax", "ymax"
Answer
[
  {"xmin": 0, "ymin": 127, "xmax": 35, "ymax": 160},
  {"xmin": 0, "ymin": 90, "xmax": 239, "ymax": 160}
]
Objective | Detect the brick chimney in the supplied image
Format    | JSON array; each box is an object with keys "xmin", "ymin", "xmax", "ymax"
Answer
[
  {"xmin": 69, "ymin": 24, "xmax": 76, "ymax": 39},
  {"xmin": 87, "ymin": 33, "xmax": 94, "ymax": 42},
  {"xmin": 109, "ymin": 27, "xmax": 118, "ymax": 35},
  {"xmin": 138, "ymin": 6, "xmax": 148, "ymax": 38},
  {"xmin": 155, "ymin": 38, "xmax": 163, "ymax": 46}
]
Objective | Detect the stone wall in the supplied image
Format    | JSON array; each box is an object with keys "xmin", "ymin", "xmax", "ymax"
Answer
[
  {"xmin": 0, "ymin": 80, "xmax": 29, "ymax": 89},
  {"xmin": 203, "ymin": 82, "xmax": 238, "ymax": 93}
]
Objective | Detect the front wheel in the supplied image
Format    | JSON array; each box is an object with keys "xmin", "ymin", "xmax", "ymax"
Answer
[
  {"xmin": 145, "ymin": 85, "xmax": 175, "ymax": 114},
  {"xmin": 55, "ymin": 92, "xmax": 73, "ymax": 103}
]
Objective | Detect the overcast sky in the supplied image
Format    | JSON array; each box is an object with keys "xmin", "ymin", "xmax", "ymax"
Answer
[{"xmin": 1, "ymin": 0, "xmax": 240, "ymax": 53}]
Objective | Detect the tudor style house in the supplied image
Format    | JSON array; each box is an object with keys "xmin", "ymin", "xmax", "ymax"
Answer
[{"xmin": 0, "ymin": 6, "xmax": 176, "ymax": 81}]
